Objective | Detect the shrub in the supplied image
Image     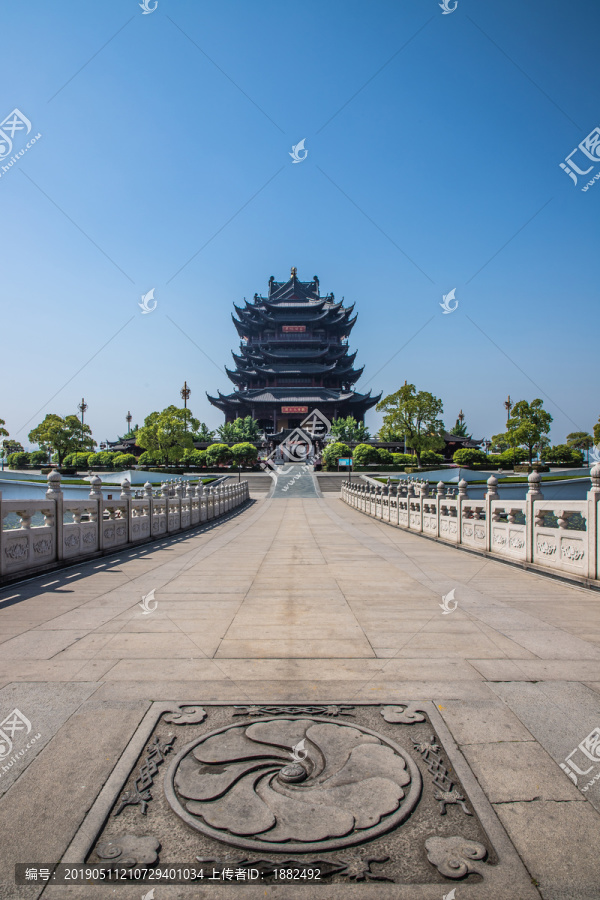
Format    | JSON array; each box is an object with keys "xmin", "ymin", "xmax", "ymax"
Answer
[
  {"xmin": 352, "ymin": 443, "xmax": 379, "ymax": 466},
  {"xmin": 181, "ymin": 449, "xmax": 207, "ymax": 468},
  {"xmin": 322, "ymin": 442, "xmax": 352, "ymax": 469},
  {"xmin": 231, "ymin": 442, "xmax": 258, "ymax": 467},
  {"xmin": 87, "ymin": 451, "xmax": 118, "ymax": 468},
  {"xmin": 421, "ymin": 450, "xmax": 445, "ymax": 466},
  {"xmin": 113, "ymin": 453, "xmax": 137, "ymax": 469},
  {"xmin": 498, "ymin": 448, "xmax": 528, "ymax": 466},
  {"xmin": 541, "ymin": 444, "xmax": 584, "ymax": 465},
  {"xmin": 7, "ymin": 451, "xmax": 30, "ymax": 468},
  {"xmin": 29, "ymin": 449, "xmax": 50, "ymax": 466},
  {"xmin": 63, "ymin": 452, "xmax": 95, "ymax": 468},
  {"xmin": 452, "ymin": 448, "xmax": 489, "ymax": 467},
  {"xmin": 377, "ymin": 448, "xmax": 393, "ymax": 465},
  {"xmin": 391, "ymin": 452, "xmax": 417, "ymax": 467},
  {"xmin": 205, "ymin": 443, "xmax": 232, "ymax": 467}
]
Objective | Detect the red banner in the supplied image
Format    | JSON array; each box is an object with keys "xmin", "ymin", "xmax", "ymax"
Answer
[{"xmin": 281, "ymin": 406, "xmax": 308, "ymax": 414}]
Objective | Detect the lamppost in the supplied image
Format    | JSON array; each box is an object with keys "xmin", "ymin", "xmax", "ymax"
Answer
[
  {"xmin": 77, "ymin": 397, "xmax": 88, "ymax": 458},
  {"xmin": 126, "ymin": 411, "xmax": 132, "ymax": 435},
  {"xmin": 180, "ymin": 381, "xmax": 191, "ymax": 430}
]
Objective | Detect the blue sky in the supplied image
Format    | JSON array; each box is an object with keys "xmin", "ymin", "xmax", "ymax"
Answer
[{"xmin": 1, "ymin": 0, "xmax": 598, "ymax": 449}]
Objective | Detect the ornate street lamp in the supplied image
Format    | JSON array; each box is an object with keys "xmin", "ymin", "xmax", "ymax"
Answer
[
  {"xmin": 180, "ymin": 381, "xmax": 191, "ymax": 430},
  {"xmin": 77, "ymin": 397, "xmax": 88, "ymax": 456},
  {"xmin": 126, "ymin": 411, "xmax": 132, "ymax": 435}
]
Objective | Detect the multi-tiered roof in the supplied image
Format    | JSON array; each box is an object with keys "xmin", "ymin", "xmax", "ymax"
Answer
[{"xmin": 207, "ymin": 269, "xmax": 380, "ymax": 431}]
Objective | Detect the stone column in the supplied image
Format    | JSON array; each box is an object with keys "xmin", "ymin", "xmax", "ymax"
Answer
[
  {"xmin": 526, "ymin": 470, "xmax": 543, "ymax": 563},
  {"xmin": 120, "ymin": 478, "xmax": 132, "ymax": 543},
  {"xmin": 45, "ymin": 470, "xmax": 64, "ymax": 560},
  {"xmin": 484, "ymin": 475, "xmax": 499, "ymax": 552},
  {"xmin": 587, "ymin": 463, "xmax": 600, "ymax": 580},
  {"xmin": 456, "ymin": 478, "xmax": 468, "ymax": 545}
]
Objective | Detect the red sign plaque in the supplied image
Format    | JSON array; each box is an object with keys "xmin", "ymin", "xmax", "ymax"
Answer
[
  {"xmin": 281, "ymin": 406, "xmax": 308, "ymax": 414},
  {"xmin": 282, "ymin": 325, "xmax": 306, "ymax": 333}
]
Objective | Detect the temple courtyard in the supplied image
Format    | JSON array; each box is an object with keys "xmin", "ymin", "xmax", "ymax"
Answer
[{"xmin": 1, "ymin": 477, "xmax": 600, "ymax": 899}]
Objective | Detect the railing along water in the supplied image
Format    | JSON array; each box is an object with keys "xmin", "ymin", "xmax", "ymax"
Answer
[
  {"xmin": 0, "ymin": 472, "xmax": 250, "ymax": 580},
  {"xmin": 341, "ymin": 467, "xmax": 600, "ymax": 584}
]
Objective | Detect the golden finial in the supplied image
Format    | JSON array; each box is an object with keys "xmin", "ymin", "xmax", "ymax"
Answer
[{"xmin": 291, "ymin": 266, "xmax": 297, "ymax": 278}]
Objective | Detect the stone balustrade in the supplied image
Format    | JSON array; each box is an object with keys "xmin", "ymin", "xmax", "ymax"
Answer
[
  {"xmin": 0, "ymin": 472, "xmax": 250, "ymax": 580},
  {"xmin": 342, "ymin": 466, "xmax": 600, "ymax": 584}
]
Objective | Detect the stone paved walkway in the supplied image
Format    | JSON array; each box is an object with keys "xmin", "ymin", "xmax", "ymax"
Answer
[{"xmin": 1, "ymin": 491, "xmax": 600, "ymax": 898}]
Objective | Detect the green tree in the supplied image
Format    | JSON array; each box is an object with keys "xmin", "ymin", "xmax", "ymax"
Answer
[
  {"xmin": 29, "ymin": 414, "xmax": 95, "ymax": 466},
  {"xmin": 2, "ymin": 439, "xmax": 24, "ymax": 455},
  {"xmin": 421, "ymin": 450, "xmax": 445, "ymax": 466},
  {"xmin": 377, "ymin": 448, "xmax": 393, "ymax": 464},
  {"xmin": 594, "ymin": 418, "xmax": 600, "ymax": 446},
  {"xmin": 329, "ymin": 416, "xmax": 370, "ymax": 443},
  {"xmin": 191, "ymin": 422, "xmax": 216, "ymax": 442},
  {"xmin": 506, "ymin": 399, "xmax": 553, "ymax": 465},
  {"xmin": 352, "ymin": 443, "xmax": 380, "ymax": 466},
  {"xmin": 449, "ymin": 418, "xmax": 469, "ymax": 437},
  {"xmin": 63, "ymin": 451, "xmax": 95, "ymax": 468},
  {"xmin": 205, "ymin": 443, "xmax": 233, "ymax": 467},
  {"xmin": 322, "ymin": 441, "xmax": 351, "ymax": 470},
  {"xmin": 0, "ymin": 418, "xmax": 8, "ymax": 444},
  {"xmin": 490, "ymin": 433, "xmax": 510, "ymax": 453},
  {"xmin": 231, "ymin": 442, "xmax": 258, "ymax": 467},
  {"xmin": 541, "ymin": 444, "xmax": 584, "ymax": 466},
  {"xmin": 376, "ymin": 384, "xmax": 444, "ymax": 467},
  {"xmin": 217, "ymin": 416, "xmax": 260, "ymax": 443},
  {"xmin": 566, "ymin": 431, "xmax": 594, "ymax": 462},
  {"xmin": 137, "ymin": 406, "xmax": 199, "ymax": 466}
]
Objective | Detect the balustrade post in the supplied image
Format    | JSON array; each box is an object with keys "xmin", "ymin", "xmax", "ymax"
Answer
[
  {"xmin": 526, "ymin": 470, "xmax": 543, "ymax": 563},
  {"xmin": 120, "ymin": 478, "xmax": 132, "ymax": 543},
  {"xmin": 46, "ymin": 470, "xmax": 64, "ymax": 560},
  {"xmin": 418, "ymin": 482, "xmax": 428, "ymax": 533},
  {"xmin": 456, "ymin": 478, "xmax": 468, "ymax": 545},
  {"xmin": 143, "ymin": 481, "xmax": 153, "ymax": 538},
  {"xmin": 485, "ymin": 475, "xmax": 499, "ymax": 552},
  {"xmin": 588, "ymin": 463, "xmax": 600, "ymax": 580}
]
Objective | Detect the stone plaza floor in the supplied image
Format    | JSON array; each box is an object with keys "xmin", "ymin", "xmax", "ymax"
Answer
[{"xmin": 1, "ymin": 481, "xmax": 600, "ymax": 898}]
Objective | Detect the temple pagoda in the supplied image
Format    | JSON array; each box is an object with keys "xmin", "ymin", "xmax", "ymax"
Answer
[{"xmin": 207, "ymin": 269, "xmax": 380, "ymax": 433}]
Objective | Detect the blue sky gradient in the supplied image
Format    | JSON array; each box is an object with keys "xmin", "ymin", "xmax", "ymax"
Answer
[{"xmin": 1, "ymin": 0, "xmax": 598, "ymax": 448}]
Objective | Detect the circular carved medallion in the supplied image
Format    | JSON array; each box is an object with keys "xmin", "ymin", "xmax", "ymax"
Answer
[{"xmin": 164, "ymin": 716, "xmax": 422, "ymax": 852}]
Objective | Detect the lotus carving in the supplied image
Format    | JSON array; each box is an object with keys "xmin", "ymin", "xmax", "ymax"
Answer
[{"xmin": 165, "ymin": 717, "xmax": 421, "ymax": 852}]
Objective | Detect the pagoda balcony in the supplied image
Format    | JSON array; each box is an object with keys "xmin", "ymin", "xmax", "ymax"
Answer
[{"xmin": 243, "ymin": 334, "xmax": 348, "ymax": 345}]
